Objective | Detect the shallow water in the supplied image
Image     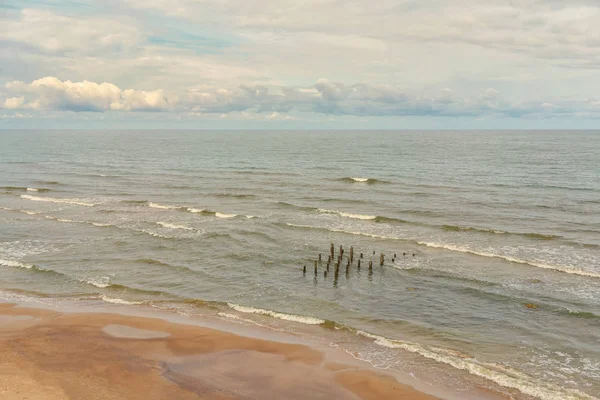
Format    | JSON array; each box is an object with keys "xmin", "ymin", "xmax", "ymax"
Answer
[{"xmin": 1, "ymin": 130, "xmax": 599, "ymax": 399}]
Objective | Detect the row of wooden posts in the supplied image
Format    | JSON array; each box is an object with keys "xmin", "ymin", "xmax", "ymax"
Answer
[{"xmin": 302, "ymin": 243, "xmax": 415, "ymax": 277}]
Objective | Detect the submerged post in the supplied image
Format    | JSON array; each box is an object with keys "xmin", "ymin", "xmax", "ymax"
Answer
[
  {"xmin": 369, "ymin": 260, "xmax": 373, "ymax": 270},
  {"xmin": 319, "ymin": 253, "xmax": 322, "ymax": 263},
  {"xmin": 380, "ymin": 253, "xmax": 384, "ymax": 266},
  {"xmin": 314, "ymin": 260, "xmax": 318, "ymax": 276},
  {"xmin": 357, "ymin": 259, "xmax": 361, "ymax": 269},
  {"xmin": 303, "ymin": 265, "xmax": 306, "ymax": 275},
  {"xmin": 330, "ymin": 243, "xmax": 335, "ymax": 260},
  {"xmin": 350, "ymin": 246, "xmax": 354, "ymax": 263}
]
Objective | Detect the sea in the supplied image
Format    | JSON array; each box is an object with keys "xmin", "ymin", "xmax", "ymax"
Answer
[{"xmin": 0, "ymin": 130, "xmax": 598, "ymax": 400}]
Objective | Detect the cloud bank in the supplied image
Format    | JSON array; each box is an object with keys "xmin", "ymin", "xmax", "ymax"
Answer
[{"xmin": 3, "ymin": 77, "xmax": 599, "ymax": 120}]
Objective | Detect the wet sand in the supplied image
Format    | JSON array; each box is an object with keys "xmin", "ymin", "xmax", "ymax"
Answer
[{"xmin": 0, "ymin": 303, "xmax": 439, "ymax": 400}]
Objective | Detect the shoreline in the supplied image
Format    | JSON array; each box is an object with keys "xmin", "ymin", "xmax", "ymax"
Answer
[{"xmin": 0, "ymin": 300, "xmax": 507, "ymax": 400}]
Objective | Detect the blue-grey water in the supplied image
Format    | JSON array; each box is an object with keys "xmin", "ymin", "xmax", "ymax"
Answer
[{"xmin": 1, "ymin": 130, "xmax": 599, "ymax": 400}]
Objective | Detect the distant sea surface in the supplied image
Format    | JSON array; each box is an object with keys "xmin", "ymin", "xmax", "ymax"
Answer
[{"xmin": 1, "ymin": 130, "xmax": 599, "ymax": 400}]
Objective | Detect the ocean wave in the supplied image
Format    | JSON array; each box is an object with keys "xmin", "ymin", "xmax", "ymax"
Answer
[
  {"xmin": 215, "ymin": 212, "xmax": 236, "ymax": 219},
  {"xmin": 339, "ymin": 177, "xmax": 388, "ymax": 184},
  {"xmin": 355, "ymin": 330, "xmax": 596, "ymax": 400},
  {"xmin": 227, "ymin": 303, "xmax": 325, "ymax": 325},
  {"xmin": 20, "ymin": 194, "xmax": 96, "ymax": 207},
  {"xmin": 416, "ymin": 241, "xmax": 600, "ymax": 279},
  {"xmin": 84, "ymin": 276, "xmax": 111, "ymax": 288},
  {"xmin": 134, "ymin": 229, "xmax": 177, "ymax": 239},
  {"xmin": 0, "ymin": 258, "xmax": 36, "ymax": 270},
  {"xmin": 284, "ymin": 223, "xmax": 600, "ymax": 279},
  {"xmin": 317, "ymin": 208, "xmax": 377, "ymax": 220},
  {"xmin": 0, "ymin": 258, "xmax": 65, "ymax": 277},
  {"xmin": 148, "ymin": 202, "xmax": 185, "ymax": 210},
  {"xmin": 187, "ymin": 207, "xmax": 206, "ymax": 214},
  {"xmin": 100, "ymin": 295, "xmax": 143, "ymax": 305},
  {"xmin": 156, "ymin": 221, "xmax": 195, "ymax": 231}
]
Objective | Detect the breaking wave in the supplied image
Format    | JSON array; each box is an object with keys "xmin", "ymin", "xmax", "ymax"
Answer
[
  {"xmin": 339, "ymin": 177, "xmax": 389, "ymax": 184},
  {"xmin": 227, "ymin": 303, "xmax": 325, "ymax": 325},
  {"xmin": 20, "ymin": 194, "xmax": 96, "ymax": 207}
]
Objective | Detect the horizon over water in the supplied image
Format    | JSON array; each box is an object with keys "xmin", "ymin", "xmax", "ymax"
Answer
[{"xmin": 1, "ymin": 130, "xmax": 599, "ymax": 400}]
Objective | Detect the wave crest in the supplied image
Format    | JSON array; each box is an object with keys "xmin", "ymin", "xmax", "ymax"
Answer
[
  {"xmin": 20, "ymin": 194, "xmax": 96, "ymax": 207},
  {"xmin": 227, "ymin": 303, "xmax": 325, "ymax": 325}
]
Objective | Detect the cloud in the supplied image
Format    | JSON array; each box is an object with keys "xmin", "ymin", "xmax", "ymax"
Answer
[
  {"xmin": 3, "ymin": 76, "xmax": 600, "ymax": 120},
  {"xmin": 1, "ymin": 8, "xmax": 142, "ymax": 54},
  {"xmin": 3, "ymin": 77, "xmax": 173, "ymax": 112}
]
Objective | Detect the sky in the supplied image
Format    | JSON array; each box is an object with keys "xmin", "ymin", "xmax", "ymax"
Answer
[{"xmin": 1, "ymin": 0, "xmax": 600, "ymax": 129}]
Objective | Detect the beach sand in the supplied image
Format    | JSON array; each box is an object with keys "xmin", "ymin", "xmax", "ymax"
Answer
[{"xmin": 0, "ymin": 303, "xmax": 439, "ymax": 400}]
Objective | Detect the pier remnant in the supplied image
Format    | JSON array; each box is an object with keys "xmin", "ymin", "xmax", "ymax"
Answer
[
  {"xmin": 380, "ymin": 253, "xmax": 384, "ymax": 266},
  {"xmin": 314, "ymin": 260, "xmax": 318, "ymax": 276},
  {"xmin": 303, "ymin": 265, "xmax": 306, "ymax": 275},
  {"xmin": 350, "ymin": 246, "xmax": 354, "ymax": 263}
]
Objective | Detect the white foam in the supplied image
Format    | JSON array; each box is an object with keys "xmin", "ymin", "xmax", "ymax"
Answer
[
  {"xmin": 216, "ymin": 212, "xmax": 237, "ymax": 219},
  {"xmin": 156, "ymin": 221, "xmax": 194, "ymax": 231},
  {"xmin": 227, "ymin": 303, "xmax": 325, "ymax": 325},
  {"xmin": 317, "ymin": 209, "xmax": 377, "ymax": 220},
  {"xmin": 0, "ymin": 259, "xmax": 35, "ymax": 269},
  {"xmin": 286, "ymin": 223, "xmax": 389, "ymax": 240},
  {"xmin": 22, "ymin": 210, "xmax": 41, "ymax": 215},
  {"xmin": 148, "ymin": 202, "xmax": 180, "ymax": 210},
  {"xmin": 91, "ymin": 222, "xmax": 112, "ymax": 227},
  {"xmin": 351, "ymin": 177, "xmax": 369, "ymax": 182},
  {"xmin": 26, "ymin": 188, "xmax": 39, "ymax": 192},
  {"xmin": 100, "ymin": 295, "xmax": 142, "ymax": 305},
  {"xmin": 85, "ymin": 276, "xmax": 110, "ymax": 288},
  {"xmin": 135, "ymin": 229, "xmax": 174, "ymax": 239},
  {"xmin": 416, "ymin": 241, "xmax": 600, "ymax": 279},
  {"xmin": 187, "ymin": 208, "xmax": 205, "ymax": 213},
  {"xmin": 20, "ymin": 194, "xmax": 96, "ymax": 207},
  {"xmin": 355, "ymin": 330, "xmax": 596, "ymax": 400}
]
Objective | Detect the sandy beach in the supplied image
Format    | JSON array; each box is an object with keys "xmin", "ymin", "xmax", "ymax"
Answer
[{"xmin": 0, "ymin": 303, "xmax": 439, "ymax": 400}]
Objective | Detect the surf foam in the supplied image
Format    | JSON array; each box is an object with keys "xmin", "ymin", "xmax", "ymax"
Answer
[
  {"xmin": 317, "ymin": 209, "xmax": 377, "ymax": 220},
  {"xmin": 20, "ymin": 194, "xmax": 96, "ymax": 207},
  {"xmin": 355, "ymin": 330, "xmax": 596, "ymax": 400},
  {"xmin": 156, "ymin": 221, "xmax": 194, "ymax": 231},
  {"xmin": 227, "ymin": 303, "xmax": 325, "ymax": 325}
]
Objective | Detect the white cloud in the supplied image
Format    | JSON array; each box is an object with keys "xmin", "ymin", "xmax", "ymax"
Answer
[
  {"xmin": 2, "ymin": 96, "xmax": 25, "ymax": 109},
  {"xmin": 2, "ymin": 77, "xmax": 173, "ymax": 112},
  {"xmin": 1, "ymin": 9, "xmax": 141, "ymax": 54},
  {"xmin": 3, "ymin": 76, "xmax": 599, "ymax": 120}
]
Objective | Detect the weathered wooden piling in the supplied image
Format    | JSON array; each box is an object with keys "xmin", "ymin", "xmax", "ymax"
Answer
[
  {"xmin": 373, "ymin": 250, "xmax": 375, "ymax": 255},
  {"xmin": 318, "ymin": 253, "xmax": 322, "ymax": 262},
  {"xmin": 350, "ymin": 246, "xmax": 354, "ymax": 263},
  {"xmin": 324, "ymin": 270, "xmax": 328, "ymax": 278},
  {"xmin": 357, "ymin": 259, "xmax": 361, "ymax": 269},
  {"xmin": 330, "ymin": 243, "xmax": 335, "ymax": 260},
  {"xmin": 339, "ymin": 245, "xmax": 344, "ymax": 257},
  {"xmin": 394, "ymin": 253, "xmax": 397, "ymax": 258},
  {"xmin": 314, "ymin": 260, "xmax": 318, "ymax": 276},
  {"xmin": 369, "ymin": 260, "xmax": 373, "ymax": 270},
  {"xmin": 303, "ymin": 265, "xmax": 306, "ymax": 275},
  {"xmin": 380, "ymin": 253, "xmax": 384, "ymax": 266},
  {"xmin": 413, "ymin": 253, "xmax": 415, "ymax": 257},
  {"xmin": 403, "ymin": 252, "xmax": 406, "ymax": 256},
  {"xmin": 360, "ymin": 252, "xmax": 363, "ymax": 259}
]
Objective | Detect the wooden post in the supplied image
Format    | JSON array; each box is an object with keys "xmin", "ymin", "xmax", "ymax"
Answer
[
  {"xmin": 403, "ymin": 252, "xmax": 406, "ymax": 256},
  {"xmin": 360, "ymin": 252, "xmax": 363, "ymax": 259},
  {"xmin": 324, "ymin": 270, "xmax": 327, "ymax": 278},
  {"xmin": 330, "ymin": 243, "xmax": 334, "ymax": 260},
  {"xmin": 380, "ymin": 253, "xmax": 384, "ymax": 266},
  {"xmin": 303, "ymin": 265, "xmax": 306, "ymax": 275},
  {"xmin": 314, "ymin": 260, "xmax": 318, "ymax": 276},
  {"xmin": 357, "ymin": 259, "xmax": 361, "ymax": 269},
  {"xmin": 369, "ymin": 260, "xmax": 373, "ymax": 270},
  {"xmin": 394, "ymin": 253, "xmax": 397, "ymax": 258},
  {"xmin": 339, "ymin": 245, "xmax": 344, "ymax": 257},
  {"xmin": 318, "ymin": 253, "xmax": 322, "ymax": 263},
  {"xmin": 350, "ymin": 246, "xmax": 354, "ymax": 263},
  {"xmin": 373, "ymin": 250, "xmax": 375, "ymax": 255}
]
